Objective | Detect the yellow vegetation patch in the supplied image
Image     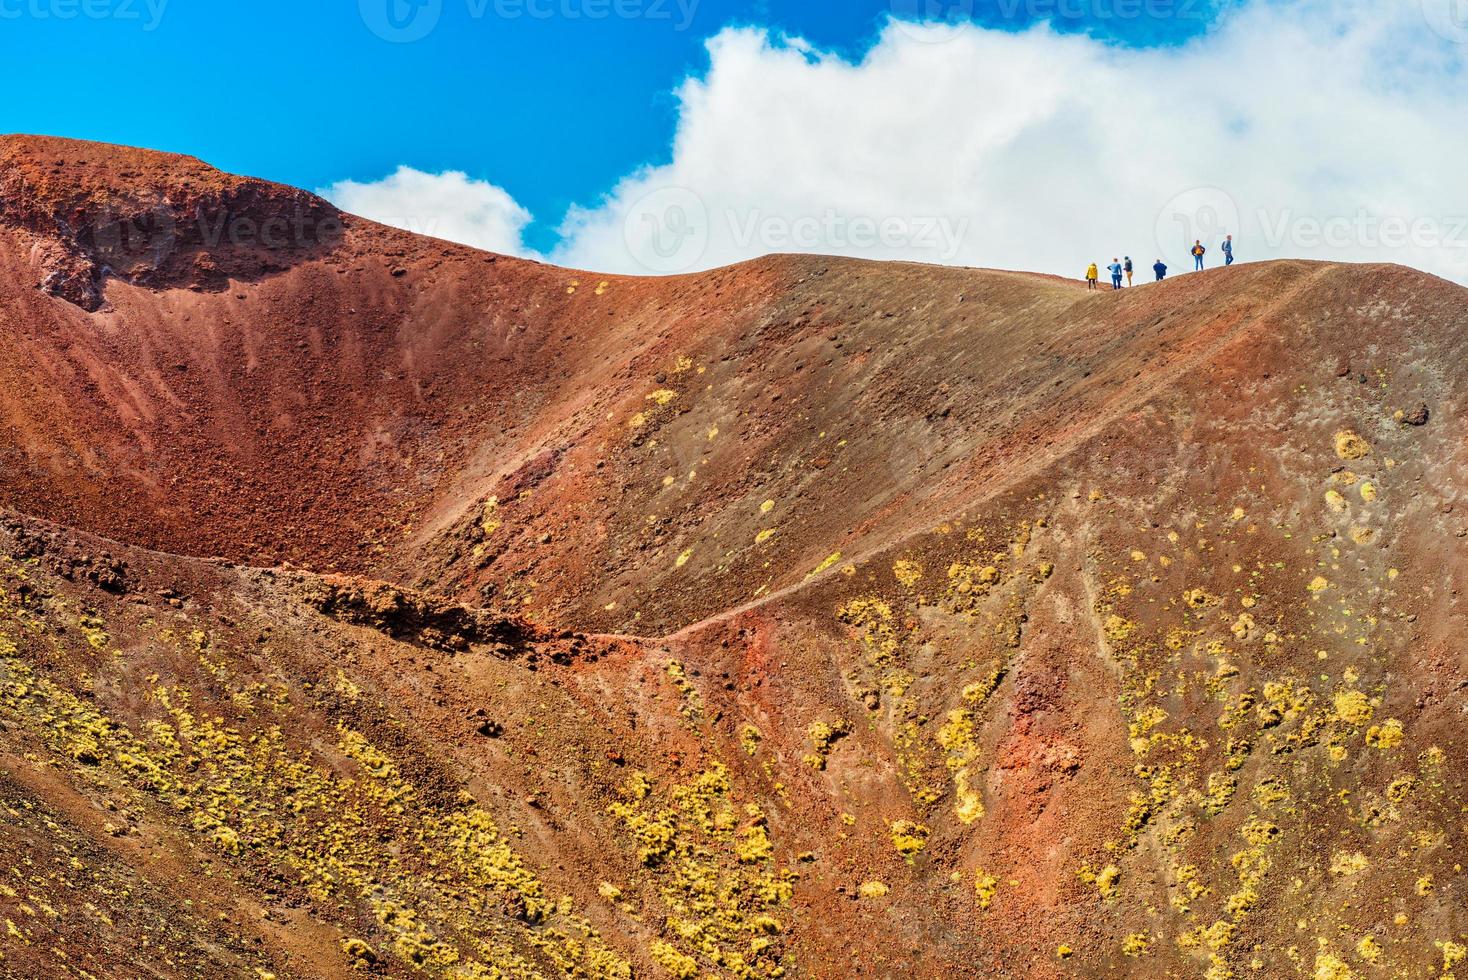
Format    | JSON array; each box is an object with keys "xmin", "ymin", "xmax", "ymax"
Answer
[
  {"xmin": 1359, "ymin": 482, "xmax": 1378, "ymax": 502},
  {"xmin": 889, "ymin": 820, "xmax": 929, "ymax": 859},
  {"xmin": 1329, "ymin": 851, "xmax": 1369, "ymax": 877},
  {"xmin": 1334, "ymin": 431, "xmax": 1371, "ymax": 460},
  {"xmin": 1365, "ymin": 718, "xmax": 1404, "ymax": 749},
  {"xmin": 808, "ymin": 553, "xmax": 842, "ymax": 578},
  {"xmin": 892, "ymin": 560, "xmax": 923, "ymax": 588},
  {"xmin": 1308, "ymin": 576, "xmax": 1331, "ymax": 594},
  {"xmin": 1314, "ymin": 952, "xmax": 1354, "ymax": 980},
  {"xmin": 858, "ymin": 881, "xmax": 889, "ymax": 899},
  {"xmin": 1333, "ymin": 690, "xmax": 1374, "ymax": 726},
  {"xmin": 974, "ymin": 871, "xmax": 998, "ymax": 910}
]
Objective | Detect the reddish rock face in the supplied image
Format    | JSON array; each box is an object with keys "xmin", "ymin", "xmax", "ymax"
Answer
[{"xmin": 0, "ymin": 137, "xmax": 1464, "ymax": 980}]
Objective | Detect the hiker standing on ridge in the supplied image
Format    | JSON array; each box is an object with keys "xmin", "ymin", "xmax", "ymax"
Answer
[
  {"xmin": 1123, "ymin": 256, "xmax": 1134, "ymax": 287},
  {"xmin": 1086, "ymin": 262, "xmax": 1099, "ymax": 290},
  {"xmin": 1154, "ymin": 259, "xmax": 1168, "ymax": 281},
  {"xmin": 1192, "ymin": 240, "xmax": 1207, "ymax": 271},
  {"xmin": 1223, "ymin": 234, "xmax": 1234, "ymax": 266},
  {"xmin": 1109, "ymin": 258, "xmax": 1123, "ymax": 290}
]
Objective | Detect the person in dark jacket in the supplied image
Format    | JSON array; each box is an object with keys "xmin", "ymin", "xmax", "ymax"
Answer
[
  {"xmin": 1192, "ymin": 240, "xmax": 1207, "ymax": 270},
  {"xmin": 1154, "ymin": 259, "xmax": 1168, "ymax": 281},
  {"xmin": 1123, "ymin": 256, "xmax": 1134, "ymax": 286}
]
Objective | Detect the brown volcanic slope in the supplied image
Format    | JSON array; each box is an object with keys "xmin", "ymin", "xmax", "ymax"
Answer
[{"xmin": 0, "ymin": 135, "xmax": 1465, "ymax": 980}]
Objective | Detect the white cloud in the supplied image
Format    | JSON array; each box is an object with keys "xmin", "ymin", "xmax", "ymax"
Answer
[
  {"xmin": 547, "ymin": 0, "xmax": 1468, "ymax": 283},
  {"xmin": 319, "ymin": 166, "xmax": 535, "ymax": 256}
]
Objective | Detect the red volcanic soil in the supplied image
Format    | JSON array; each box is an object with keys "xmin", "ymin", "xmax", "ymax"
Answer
[{"xmin": 0, "ymin": 136, "xmax": 1465, "ymax": 980}]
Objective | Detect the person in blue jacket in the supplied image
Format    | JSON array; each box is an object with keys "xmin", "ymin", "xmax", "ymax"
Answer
[
  {"xmin": 1223, "ymin": 234, "xmax": 1235, "ymax": 266},
  {"xmin": 1154, "ymin": 259, "xmax": 1168, "ymax": 281},
  {"xmin": 1108, "ymin": 258, "xmax": 1123, "ymax": 290}
]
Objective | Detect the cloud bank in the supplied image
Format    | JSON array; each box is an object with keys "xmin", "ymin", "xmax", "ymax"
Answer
[
  {"xmin": 319, "ymin": 166, "xmax": 533, "ymax": 256},
  {"xmin": 325, "ymin": 0, "xmax": 1468, "ymax": 283}
]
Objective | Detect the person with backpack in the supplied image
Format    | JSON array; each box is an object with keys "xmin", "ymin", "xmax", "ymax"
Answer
[
  {"xmin": 1086, "ymin": 262, "xmax": 1099, "ymax": 290},
  {"xmin": 1192, "ymin": 240, "xmax": 1207, "ymax": 270},
  {"xmin": 1123, "ymin": 256, "xmax": 1134, "ymax": 286},
  {"xmin": 1222, "ymin": 234, "xmax": 1234, "ymax": 266},
  {"xmin": 1154, "ymin": 259, "xmax": 1168, "ymax": 281},
  {"xmin": 1108, "ymin": 258, "xmax": 1123, "ymax": 290}
]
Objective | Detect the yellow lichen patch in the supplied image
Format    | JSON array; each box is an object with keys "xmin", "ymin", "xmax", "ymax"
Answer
[
  {"xmin": 1359, "ymin": 482, "xmax": 1378, "ymax": 503},
  {"xmin": 1440, "ymin": 941, "xmax": 1467, "ymax": 973},
  {"xmin": 1056, "ymin": 944, "xmax": 1074, "ymax": 959},
  {"xmin": 1103, "ymin": 614, "xmax": 1136, "ymax": 643},
  {"xmin": 1333, "ymin": 690, "xmax": 1374, "ymax": 726},
  {"xmin": 1122, "ymin": 933, "xmax": 1150, "ymax": 957},
  {"xmin": 675, "ymin": 548, "xmax": 694, "ymax": 568},
  {"xmin": 808, "ymin": 553, "xmax": 842, "ymax": 578},
  {"xmin": 740, "ymin": 725, "xmax": 762, "ymax": 756},
  {"xmin": 607, "ymin": 766, "xmax": 794, "ymax": 976},
  {"xmin": 646, "ymin": 389, "xmax": 679, "ymax": 406},
  {"xmin": 1354, "ymin": 935, "xmax": 1381, "ymax": 964},
  {"xmin": 1334, "ymin": 431, "xmax": 1371, "ymax": 460},
  {"xmin": 759, "ymin": 499, "xmax": 775, "ymax": 515},
  {"xmin": 857, "ymin": 881, "xmax": 889, "ymax": 899},
  {"xmin": 1314, "ymin": 951, "xmax": 1354, "ymax": 980},
  {"xmin": 974, "ymin": 870, "xmax": 998, "ymax": 910},
  {"xmin": 804, "ymin": 720, "xmax": 849, "ymax": 770},
  {"xmin": 629, "ymin": 411, "xmax": 649, "ymax": 429},
  {"xmin": 1325, "ymin": 489, "xmax": 1349, "ymax": 513},
  {"xmin": 1308, "ymin": 576, "xmax": 1331, "ymax": 594},
  {"xmin": 892, "ymin": 560, "xmax": 923, "ymax": 588},
  {"xmin": 664, "ymin": 661, "xmax": 703, "ymax": 720},
  {"xmin": 1078, "ymin": 863, "xmax": 1121, "ymax": 900},
  {"xmin": 1348, "ymin": 526, "xmax": 1374, "ymax": 545},
  {"xmin": 1183, "ymin": 588, "xmax": 1218, "ymax": 610},
  {"xmin": 948, "ymin": 561, "xmax": 1000, "ymax": 596},
  {"xmin": 1329, "ymin": 852, "xmax": 1370, "ymax": 877},
  {"xmin": 754, "ymin": 529, "xmax": 776, "ymax": 546},
  {"xmin": 0, "ymin": 642, "xmax": 631, "ymax": 978},
  {"xmin": 1365, "ymin": 718, "xmax": 1404, "ymax": 749},
  {"xmin": 889, "ymin": 820, "xmax": 929, "ymax": 859},
  {"xmin": 650, "ymin": 941, "xmax": 699, "ymax": 979}
]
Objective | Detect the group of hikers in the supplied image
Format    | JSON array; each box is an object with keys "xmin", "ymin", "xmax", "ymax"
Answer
[{"xmin": 1086, "ymin": 235, "xmax": 1235, "ymax": 290}]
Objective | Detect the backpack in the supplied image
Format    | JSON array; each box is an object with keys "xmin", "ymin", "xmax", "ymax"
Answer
[{"xmin": 1193, "ymin": 244, "xmax": 1205, "ymax": 256}]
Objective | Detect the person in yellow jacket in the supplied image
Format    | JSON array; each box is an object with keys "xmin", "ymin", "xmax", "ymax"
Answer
[{"xmin": 1085, "ymin": 262, "xmax": 1099, "ymax": 290}]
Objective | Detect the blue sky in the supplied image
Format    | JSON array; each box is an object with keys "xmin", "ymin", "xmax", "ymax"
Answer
[
  {"xmin": 3, "ymin": 0, "xmax": 1465, "ymax": 283},
  {"xmin": 0, "ymin": 0, "xmax": 1226, "ymax": 252}
]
